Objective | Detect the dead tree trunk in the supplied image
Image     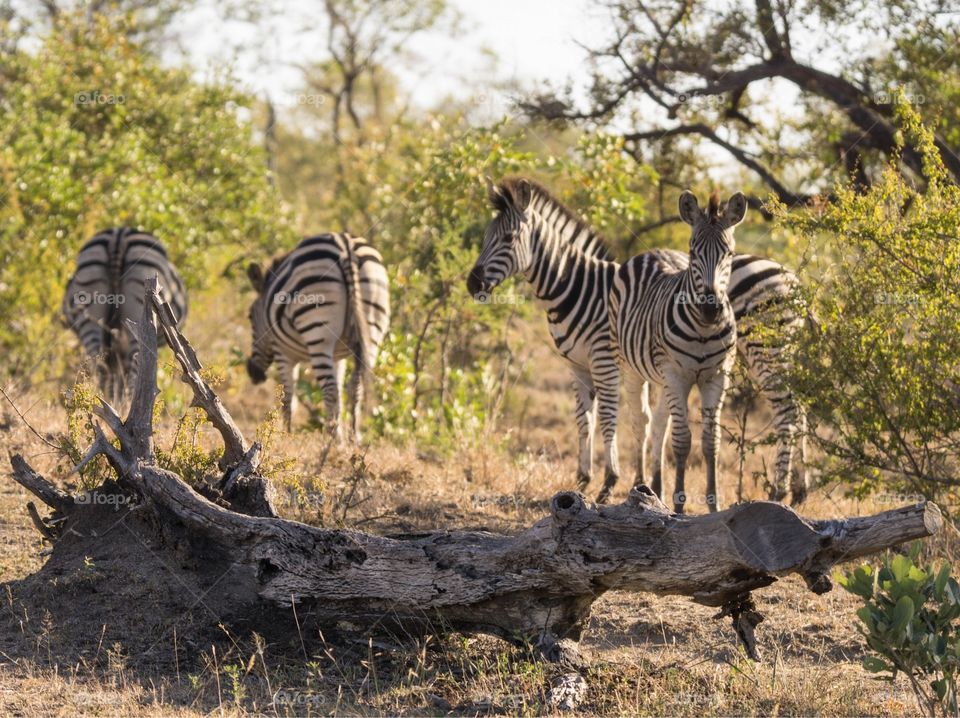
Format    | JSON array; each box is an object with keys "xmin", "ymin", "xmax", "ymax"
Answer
[{"xmin": 10, "ymin": 279, "xmax": 943, "ymax": 664}]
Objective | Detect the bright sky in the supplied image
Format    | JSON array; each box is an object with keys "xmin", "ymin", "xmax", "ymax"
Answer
[{"xmin": 173, "ymin": 0, "xmax": 608, "ymax": 117}]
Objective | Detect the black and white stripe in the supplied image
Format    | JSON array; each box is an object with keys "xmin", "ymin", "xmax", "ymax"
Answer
[
  {"xmin": 468, "ymin": 178, "xmax": 623, "ymax": 501},
  {"xmin": 468, "ymin": 178, "xmax": 806, "ymax": 506},
  {"xmin": 609, "ymin": 191, "xmax": 745, "ymax": 513},
  {"xmin": 638, "ymin": 250, "xmax": 808, "ymax": 504},
  {"xmin": 63, "ymin": 227, "xmax": 187, "ymax": 402},
  {"xmin": 245, "ymin": 232, "xmax": 390, "ymax": 440}
]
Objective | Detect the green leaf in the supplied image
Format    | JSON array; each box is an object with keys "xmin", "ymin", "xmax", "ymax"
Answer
[
  {"xmin": 863, "ymin": 656, "xmax": 892, "ymax": 673},
  {"xmin": 935, "ymin": 563, "xmax": 951, "ymax": 600},
  {"xmin": 890, "ymin": 596, "xmax": 914, "ymax": 639}
]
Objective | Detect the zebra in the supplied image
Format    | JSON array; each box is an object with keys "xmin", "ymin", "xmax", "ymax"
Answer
[
  {"xmin": 468, "ymin": 177, "xmax": 624, "ymax": 502},
  {"xmin": 636, "ymin": 250, "xmax": 808, "ymax": 505},
  {"xmin": 63, "ymin": 227, "xmax": 187, "ymax": 403},
  {"xmin": 609, "ymin": 190, "xmax": 746, "ymax": 513},
  {"xmin": 468, "ymin": 178, "xmax": 807, "ymax": 505},
  {"xmin": 245, "ymin": 232, "xmax": 390, "ymax": 439}
]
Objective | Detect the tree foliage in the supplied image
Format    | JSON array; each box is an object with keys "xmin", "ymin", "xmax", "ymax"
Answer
[
  {"xmin": 778, "ymin": 97, "xmax": 960, "ymax": 502},
  {"xmin": 523, "ymin": 0, "xmax": 960, "ymax": 217},
  {"xmin": 0, "ymin": 11, "xmax": 294, "ymax": 381}
]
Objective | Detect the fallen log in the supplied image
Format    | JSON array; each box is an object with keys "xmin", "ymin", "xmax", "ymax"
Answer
[{"xmin": 9, "ymin": 278, "xmax": 942, "ymax": 664}]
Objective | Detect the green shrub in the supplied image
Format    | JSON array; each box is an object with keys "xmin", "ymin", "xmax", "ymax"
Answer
[
  {"xmin": 777, "ymin": 96, "xmax": 960, "ymax": 504},
  {"xmin": 839, "ymin": 542, "xmax": 960, "ymax": 717},
  {"xmin": 0, "ymin": 11, "xmax": 294, "ymax": 383}
]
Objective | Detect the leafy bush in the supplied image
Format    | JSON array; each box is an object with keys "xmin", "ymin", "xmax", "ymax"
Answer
[
  {"xmin": 777, "ymin": 97, "xmax": 960, "ymax": 503},
  {"xmin": 0, "ymin": 11, "xmax": 294, "ymax": 383},
  {"xmin": 839, "ymin": 543, "xmax": 960, "ymax": 717}
]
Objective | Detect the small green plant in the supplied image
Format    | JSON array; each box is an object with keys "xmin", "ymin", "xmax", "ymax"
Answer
[
  {"xmin": 838, "ymin": 542, "xmax": 960, "ymax": 717},
  {"xmin": 155, "ymin": 408, "xmax": 223, "ymax": 489},
  {"xmin": 59, "ymin": 378, "xmax": 114, "ymax": 489}
]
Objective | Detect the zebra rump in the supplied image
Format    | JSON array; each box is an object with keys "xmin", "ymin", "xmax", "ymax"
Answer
[
  {"xmin": 63, "ymin": 227, "xmax": 187, "ymax": 401},
  {"xmin": 245, "ymin": 233, "xmax": 390, "ymax": 436}
]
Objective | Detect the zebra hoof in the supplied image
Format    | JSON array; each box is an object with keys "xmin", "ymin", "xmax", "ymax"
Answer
[
  {"xmin": 595, "ymin": 487, "xmax": 611, "ymax": 504},
  {"xmin": 769, "ymin": 486, "xmax": 788, "ymax": 503},
  {"xmin": 575, "ymin": 472, "xmax": 590, "ymax": 492}
]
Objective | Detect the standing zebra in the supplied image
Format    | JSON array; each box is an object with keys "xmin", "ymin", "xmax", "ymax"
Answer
[
  {"xmin": 638, "ymin": 251, "xmax": 808, "ymax": 505},
  {"xmin": 609, "ymin": 191, "xmax": 745, "ymax": 513},
  {"xmin": 246, "ymin": 233, "xmax": 390, "ymax": 439},
  {"xmin": 468, "ymin": 178, "xmax": 624, "ymax": 501},
  {"xmin": 468, "ymin": 178, "xmax": 806, "ymax": 504},
  {"xmin": 63, "ymin": 227, "xmax": 187, "ymax": 403}
]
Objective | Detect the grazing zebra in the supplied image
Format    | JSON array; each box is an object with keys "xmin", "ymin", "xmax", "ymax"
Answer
[
  {"xmin": 63, "ymin": 227, "xmax": 187, "ymax": 402},
  {"xmin": 468, "ymin": 177, "xmax": 624, "ymax": 502},
  {"xmin": 609, "ymin": 191, "xmax": 745, "ymax": 513},
  {"xmin": 245, "ymin": 233, "xmax": 390, "ymax": 439},
  {"xmin": 468, "ymin": 178, "xmax": 807, "ymax": 504}
]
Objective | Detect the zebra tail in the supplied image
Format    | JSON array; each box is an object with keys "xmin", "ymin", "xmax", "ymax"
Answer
[{"xmin": 342, "ymin": 237, "xmax": 374, "ymax": 399}]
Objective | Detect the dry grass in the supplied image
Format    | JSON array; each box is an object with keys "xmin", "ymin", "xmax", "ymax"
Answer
[{"xmin": 0, "ymin": 302, "xmax": 952, "ymax": 716}]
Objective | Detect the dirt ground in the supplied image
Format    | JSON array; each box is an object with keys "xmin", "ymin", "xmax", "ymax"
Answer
[{"xmin": 0, "ymin": 299, "xmax": 947, "ymax": 716}]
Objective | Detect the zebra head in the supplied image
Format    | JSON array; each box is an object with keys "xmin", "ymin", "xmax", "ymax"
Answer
[
  {"xmin": 467, "ymin": 177, "xmax": 537, "ymax": 300},
  {"xmin": 679, "ymin": 190, "xmax": 747, "ymax": 323},
  {"xmin": 246, "ymin": 262, "xmax": 275, "ymax": 384}
]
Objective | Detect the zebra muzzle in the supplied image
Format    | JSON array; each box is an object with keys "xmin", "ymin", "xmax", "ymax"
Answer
[
  {"xmin": 246, "ymin": 358, "xmax": 267, "ymax": 384},
  {"xmin": 466, "ymin": 267, "xmax": 489, "ymax": 298}
]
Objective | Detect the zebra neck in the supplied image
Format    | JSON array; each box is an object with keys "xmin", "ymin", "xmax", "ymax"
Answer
[
  {"xmin": 677, "ymin": 270, "xmax": 733, "ymax": 333},
  {"xmin": 523, "ymin": 219, "xmax": 604, "ymax": 305}
]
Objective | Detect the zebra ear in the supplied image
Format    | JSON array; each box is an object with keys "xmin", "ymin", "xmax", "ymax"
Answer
[
  {"xmin": 721, "ymin": 192, "xmax": 748, "ymax": 228},
  {"xmin": 678, "ymin": 190, "xmax": 702, "ymax": 225},
  {"xmin": 247, "ymin": 263, "xmax": 265, "ymax": 292},
  {"xmin": 512, "ymin": 179, "xmax": 533, "ymax": 210},
  {"xmin": 487, "ymin": 177, "xmax": 509, "ymax": 212}
]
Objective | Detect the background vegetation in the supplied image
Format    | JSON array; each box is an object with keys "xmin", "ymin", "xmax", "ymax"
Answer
[{"xmin": 0, "ymin": 0, "xmax": 958, "ymax": 492}]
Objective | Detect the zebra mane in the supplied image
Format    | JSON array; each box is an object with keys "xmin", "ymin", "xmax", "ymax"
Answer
[
  {"xmin": 499, "ymin": 177, "xmax": 614, "ymax": 261},
  {"xmin": 708, "ymin": 190, "xmax": 722, "ymax": 221}
]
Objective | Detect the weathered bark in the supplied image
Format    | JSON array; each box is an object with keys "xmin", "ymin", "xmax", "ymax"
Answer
[{"xmin": 9, "ymin": 279, "xmax": 943, "ymax": 663}]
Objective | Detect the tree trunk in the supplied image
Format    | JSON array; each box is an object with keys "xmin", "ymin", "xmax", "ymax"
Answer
[{"xmin": 10, "ymin": 279, "xmax": 943, "ymax": 665}]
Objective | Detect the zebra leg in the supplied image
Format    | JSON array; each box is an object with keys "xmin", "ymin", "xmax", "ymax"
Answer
[
  {"xmin": 311, "ymin": 350, "xmax": 343, "ymax": 442},
  {"xmin": 623, "ymin": 371, "xmax": 651, "ymax": 489},
  {"xmin": 276, "ymin": 357, "xmax": 299, "ymax": 431},
  {"xmin": 662, "ymin": 379, "xmax": 693, "ymax": 514},
  {"xmin": 649, "ymin": 391, "xmax": 671, "ymax": 503},
  {"xmin": 572, "ymin": 368, "xmax": 597, "ymax": 492},
  {"xmin": 594, "ymin": 366, "xmax": 622, "ymax": 504},
  {"xmin": 790, "ymin": 407, "xmax": 809, "ymax": 506},
  {"xmin": 699, "ymin": 371, "xmax": 730, "ymax": 513},
  {"xmin": 347, "ymin": 359, "xmax": 363, "ymax": 444},
  {"xmin": 768, "ymin": 391, "xmax": 797, "ymax": 502}
]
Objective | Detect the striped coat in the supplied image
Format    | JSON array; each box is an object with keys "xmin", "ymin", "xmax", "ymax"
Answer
[
  {"xmin": 469, "ymin": 178, "xmax": 806, "ymax": 505},
  {"xmin": 63, "ymin": 227, "xmax": 187, "ymax": 402},
  {"xmin": 609, "ymin": 191, "xmax": 745, "ymax": 513},
  {"xmin": 246, "ymin": 233, "xmax": 390, "ymax": 440}
]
